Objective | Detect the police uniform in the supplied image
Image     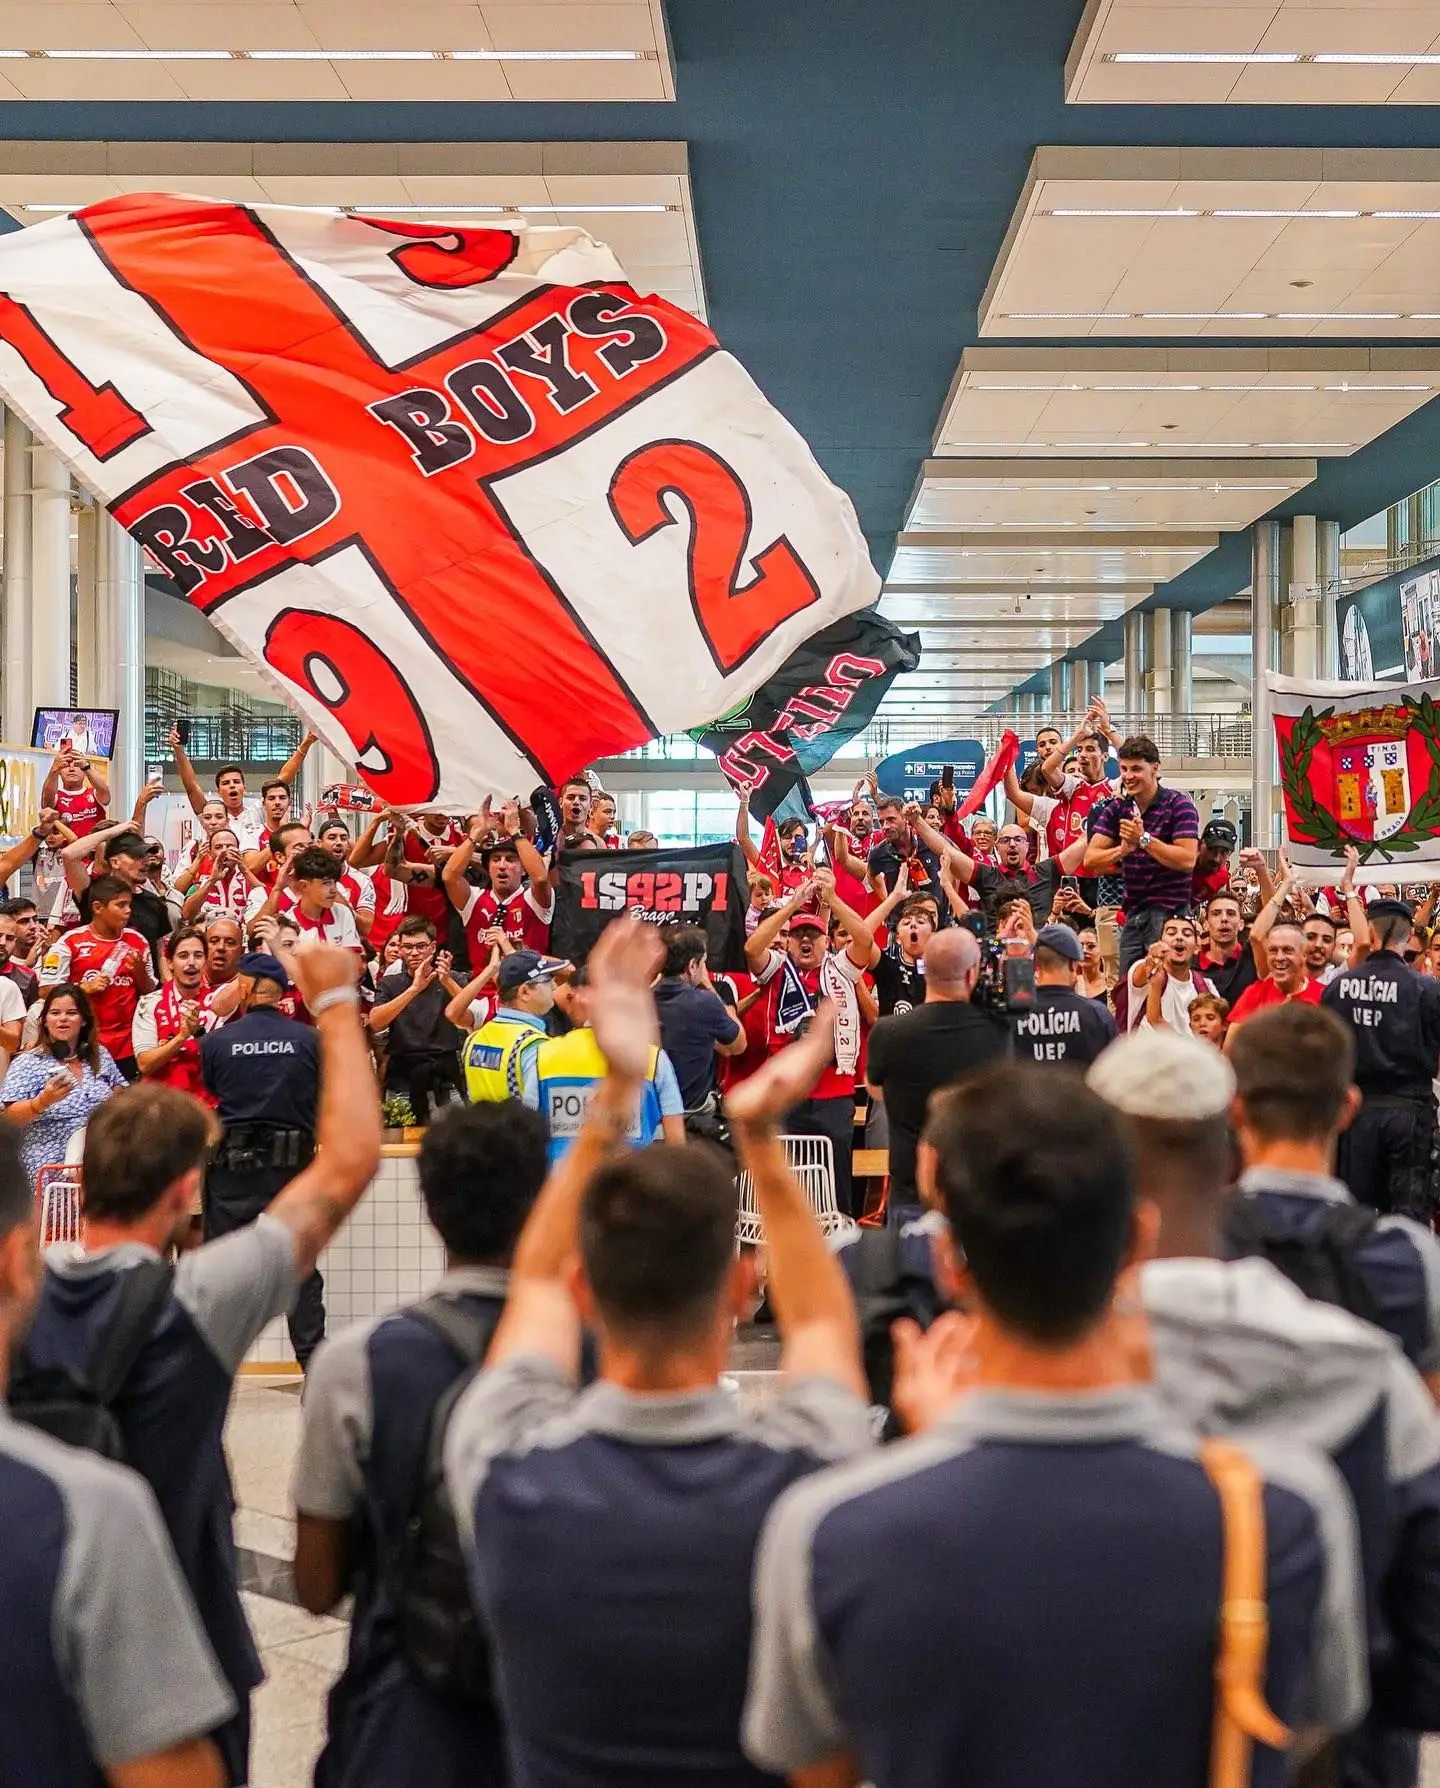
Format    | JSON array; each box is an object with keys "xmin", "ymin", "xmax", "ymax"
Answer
[
  {"xmin": 1322, "ymin": 909, "xmax": 1440, "ymax": 1219},
  {"xmin": 464, "ymin": 1005, "xmax": 548, "ymax": 1102},
  {"xmin": 200, "ymin": 965, "xmax": 325, "ymax": 1365},
  {"xmin": 522, "ymin": 1028, "xmax": 681, "ymax": 1167}
]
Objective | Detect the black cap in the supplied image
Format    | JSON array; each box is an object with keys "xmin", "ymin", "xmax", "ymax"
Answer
[
  {"xmin": 1035, "ymin": 923, "xmax": 1084, "ymax": 963},
  {"xmin": 1368, "ymin": 897, "xmax": 1414, "ymax": 925},
  {"xmin": 237, "ymin": 950, "xmax": 290, "ymax": 990},
  {"xmin": 1201, "ymin": 818, "xmax": 1237, "ymax": 850}
]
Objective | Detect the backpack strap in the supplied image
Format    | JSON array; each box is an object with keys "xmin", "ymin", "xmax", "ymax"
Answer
[
  {"xmin": 406, "ymin": 1292, "xmax": 503, "ymax": 1369},
  {"xmin": 1199, "ymin": 1438, "xmax": 1292, "ymax": 1788},
  {"xmin": 87, "ymin": 1258, "xmax": 176, "ymax": 1407}
]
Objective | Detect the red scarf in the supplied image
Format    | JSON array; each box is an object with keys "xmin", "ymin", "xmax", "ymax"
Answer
[{"xmin": 151, "ymin": 981, "xmax": 213, "ymax": 1103}]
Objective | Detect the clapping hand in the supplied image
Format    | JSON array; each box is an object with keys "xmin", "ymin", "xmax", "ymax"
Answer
[{"xmin": 1117, "ymin": 812, "xmax": 1144, "ymax": 853}]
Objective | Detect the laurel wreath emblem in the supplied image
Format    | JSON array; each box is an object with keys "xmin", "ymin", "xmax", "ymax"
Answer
[{"xmin": 1279, "ymin": 696, "xmax": 1440, "ymax": 861}]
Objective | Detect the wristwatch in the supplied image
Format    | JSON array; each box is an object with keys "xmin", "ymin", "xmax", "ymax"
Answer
[{"xmin": 1139, "ymin": 831, "xmax": 1153, "ymax": 852}]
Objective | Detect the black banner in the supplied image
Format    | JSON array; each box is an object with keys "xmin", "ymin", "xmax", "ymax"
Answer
[
  {"xmin": 689, "ymin": 609, "xmax": 921, "ymax": 821},
  {"xmin": 550, "ymin": 840, "xmax": 750, "ymax": 970}
]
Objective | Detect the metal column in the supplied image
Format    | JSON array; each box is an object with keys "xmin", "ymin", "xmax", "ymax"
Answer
[
  {"xmin": 1, "ymin": 409, "xmax": 31, "ymax": 745},
  {"xmin": 1318, "ymin": 519, "xmax": 1341, "ymax": 679},
  {"xmin": 1252, "ymin": 519, "xmax": 1282, "ymax": 849},
  {"xmin": 1048, "ymin": 661, "xmax": 1070, "ymax": 717},
  {"xmin": 1146, "ymin": 607, "xmax": 1173, "ymax": 721},
  {"xmin": 1123, "ymin": 609, "xmax": 1146, "ymax": 727},
  {"xmin": 29, "ymin": 442, "xmax": 71, "ymax": 711},
  {"xmin": 97, "ymin": 514, "xmax": 143, "ymax": 819},
  {"xmin": 1170, "ymin": 611, "xmax": 1193, "ymax": 717}
]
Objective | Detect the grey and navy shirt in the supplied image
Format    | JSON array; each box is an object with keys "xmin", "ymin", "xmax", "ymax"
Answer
[
  {"xmin": 1144, "ymin": 1253, "xmax": 1440, "ymax": 1728},
  {"xmin": 1228, "ymin": 1166, "xmax": 1440, "ymax": 1372},
  {"xmin": 744, "ymin": 1385, "xmax": 1366, "ymax": 1788},
  {"xmin": 21, "ymin": 1217, "xmax": 300, "ymax": 1729},
  {"xmin": 445, "ymin": 1355, "xmax": 872, "ymax": 1787},
  {"xmin": 0, "ymin": 1406, "xmax": 235, "ymax": 1784},
  {"xmin": 293, "ymin": 1267, "xmax": 514, "ymax": 1787}
]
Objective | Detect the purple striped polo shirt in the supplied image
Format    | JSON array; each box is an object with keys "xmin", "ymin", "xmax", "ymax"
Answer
[{"xmin": 1091, "ymin": 784, "xmax": 1200, "ymax": 913}]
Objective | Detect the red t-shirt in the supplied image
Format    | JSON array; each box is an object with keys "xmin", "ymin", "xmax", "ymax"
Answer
[
  {"xmin": 131, "ymin": 983, "xmax": 220, "ymax": 1104},
  {"xmin": 456, "ymin": 883, "xmax": 554, "ymax": 963},
  {"xmin": 403, "ymin": 826, "xmax": 461, "ymax": 927},
  {"xmin": 54, "ymin": 783, "xmax": 105, "ymax": 840},
  {"xmin": 1192, "ymin": 862, "xmax": 1232, "ymax": 907},
  {"xmin": 42, "ymin": 925, "xmax": 149, "ymax": 1058},
  {"xmin": 755, "ymin": 951, "xmax": 862, "ymax": 1100},
  {"xmin": 1227, "ymin": 976, "xmax": 1323, "ymax": 1027}
]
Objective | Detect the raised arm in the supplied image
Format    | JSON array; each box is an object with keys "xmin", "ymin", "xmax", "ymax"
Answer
[
  {"xmin": 169, "ymin": 724, "xmax": 207, "ymax": 816},
  {"xmin": 129, "ymin": 773, "xmax": 164, "ymax": 834},
  {"xmin": 864, "ymin": 863, "xmax": 911, "ymax": 942},
  {"xmin": 444, "ymin": 946, "xmax": 501, "ymax": 1028},
  {"xmin": 813, "ymin": 868, "xmax": 878, "ymax": 970},
  {"xmin": 724, "ymin": 1006, "xmax": 865, "ymax": 1396},
  {"xmin": 1249, "ymin": 862, "xmax": 1296, "ymax": 974},
  {"xmin": 84, "ymin": 757, "xmax": 111, "ymax": 808},
  {"xmin": 1339, "ymin": 846, "xmax": 1371, "ymax": 966},
  {"xmin": 60, "ymin": 816, "xmax": 130, "ymax": 894},
  {"xmin": 1004, "ymin": 761, "xmax": 1036, "ymax": 818},
  {"xmin": 0, "ymin": 809, "xmax": 60, "ymax": 889},
  {"xmin": 1039, "ymin": 709, "xmax": 1096, "ymax": 790},
  {"xmin": 735, "ymin": 790, "xmax": 762, "ymax": 870},
  {"xmin": 745, "ymin": 881, "xmax": 813, "ymax": 970},
  {"xmin": 347, "ymin": 810, "xmax": 388, "ymax": 871},
  {"xmin": 486, "ymin": 919, "xmax": 661, "ymax": 1377},
  {"xmin": 276, "ymin": 728, "xmax": 318, "ymax": 789},
  {"xmin": 442, "ymin": 817, "xmax": 484, "ymax": 910},
  {"xmin": 263, "ymin": 941, "xmax": 382, "ymax": 1278}
]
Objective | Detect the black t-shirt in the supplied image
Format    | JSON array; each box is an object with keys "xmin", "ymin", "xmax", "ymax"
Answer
[
  {"xmin": 871, "ymin": 951, "xmax": 926, "ymax": 1018},
  {"xmin": 80, "ymin": 882, "xmax": 170, "ymax": 971},
  {"xmin": 866, "ymin": 1001, "xmax": 1008, "ymax": 1206},
  {"xmin": 972, "ymin": 858, "xmax": 1064, "ymax": 927},
  {"xmin": 1014, "ymin": 985, "xmax": 1117, "ymax": 1069},
  {"xmin": 866, "ymin": 837, "xmax": 943, "ymax": 902},
  {"xmin": 1196, "ymin": 944, "xmax": 1258, "ymax": 1008},
  {"xmin": 375, "ymin": 966, "xmax": 464, "ymax": 1060}
]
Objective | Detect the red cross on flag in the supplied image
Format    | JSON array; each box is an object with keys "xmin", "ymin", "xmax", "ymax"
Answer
[{"xmin": 0, "ymin": 195, "xmax": 879, "ymax": 808}]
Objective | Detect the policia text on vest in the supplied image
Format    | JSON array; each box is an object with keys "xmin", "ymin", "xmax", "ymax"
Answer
[{"xmin": 464, "ymin": 1011, "xmax": 547, "ymax": 1103}]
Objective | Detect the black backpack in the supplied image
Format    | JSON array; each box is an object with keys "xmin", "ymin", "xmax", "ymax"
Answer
[
  {"xmin": 391, "ymin": 1292, "xmax": 504, "ymax": 1706},
  {"xmin": 9, "ymin": 1259, "xmax": 175, "ymax": 1461},
  {"xmin": 1224, "ymin": 1196, "xmax": 1385, "ymax": 1328}
]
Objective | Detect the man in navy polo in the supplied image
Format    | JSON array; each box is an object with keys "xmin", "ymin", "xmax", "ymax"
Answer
[
  {"xmin": 445, "ymin": 918, "xmax": 871, "ymax": 1788},
  {"xmin": 1227, "ymin": 1003, "xmax": 1440, "ymax": 1385},
  {"xmin": 744, "ymin": 1061, "xmax": 1366, "ymax": 1788},
  {"xmin": 292, "ymin": 1098, "xmax": 552, "ymax": 1788},
  {"xmin": 0, "ymin": 1122, "xmax": 237, "ymax": 1788},
  {"xmin": 1084, "ymin": 733, "xmax": 1200, "ymax": 974},
  {"xmin": 17, "ymin": 939, "xmax": 381, "ymax": 1788}
]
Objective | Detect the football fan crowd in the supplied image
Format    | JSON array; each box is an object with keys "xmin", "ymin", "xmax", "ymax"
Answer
[{"xmin": 9, "ymin": 700, "xmax": 1440, "ymax": 1788}]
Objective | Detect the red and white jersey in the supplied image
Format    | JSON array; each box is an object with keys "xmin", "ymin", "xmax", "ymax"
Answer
[
  {"xmin": 195, "ymin": 867, "xmax": 251, "ymax": 919},
  {"xmin": 457, "ymin": 882, "xmax": 554, "ymax": 962},
  {"xmin": 366, "ymin": 866, "xmax": 409, "ymax": 951},
  {"xmin": 1046, "ymin": 773, "xmax": 1118, "ymax": 858},
  {"xmin": 244, "ymin": 883, "xmax": 299, "ymax": 925},
  {"xmin": 221, "ymin": 802, "xmax": 267, "ymax": 853},
  {"xmin": 54, "ymin": 781, "xmax": 105, "ymax": 839},
  {"xmin": 131, "ymin": 981, "xmax": 220, "ymax": 1103},
  {"xmin": 290, "ymin": 901, "xmax": 363, "ymax": 953},
  {"xmin": 338, "ymin": 866, "xmax": 376, "ymax": 924},
  {"xmin": 40, "ymin": 924, "xmax": 150, "ymax": 1058}
]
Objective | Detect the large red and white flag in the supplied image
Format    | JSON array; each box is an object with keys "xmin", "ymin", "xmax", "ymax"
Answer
[{"xmin": 0, "ymin": 196, "xmax": 879, "ymax": 808}]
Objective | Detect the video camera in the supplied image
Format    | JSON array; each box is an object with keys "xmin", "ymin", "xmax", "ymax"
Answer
[{"xmin": 958, "ymin": 912, "xmax": 1037, "ymax": 1018}]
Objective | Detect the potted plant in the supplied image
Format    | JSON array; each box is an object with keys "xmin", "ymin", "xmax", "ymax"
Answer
[{"xmin": 380, "ymin": 1094, "xmax": 417, "ymax": 1142}]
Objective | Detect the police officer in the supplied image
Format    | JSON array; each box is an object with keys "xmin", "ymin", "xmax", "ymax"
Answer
[
  {"xmin": 1322, "ymin": 896, "xmax": 1440, "ymax": 1218},
  {"xmin": 1015, "ymin": 924, "xmax": 1118, "ymax": 1068},
  {"xmin": 463, "ymin": 949, "xmax": 565, "ymax": 1102},
  {"xmin": 200, "ymin": 951, "xmax": 325, "ymax": 1363}
]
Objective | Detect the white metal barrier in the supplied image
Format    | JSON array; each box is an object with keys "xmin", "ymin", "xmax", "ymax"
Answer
[
  {"xmin": 735, "ymin": 1134, "xmax": 857, "ymax": 1246},
  {"xmin": 36, "ymin": 1165, "xmax": 82, "ymax": 1247}
]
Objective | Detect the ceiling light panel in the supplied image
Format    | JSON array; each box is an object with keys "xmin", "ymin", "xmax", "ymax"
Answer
[
  {"xmin": 1067, "ymin": 1, "xmax": 1440, "ymax": 104},
  {"xmin": 0, "ymin": 2, "xmax": 675, "ymax": 102},
  {"xmin": 0, "ymin": 139, "xmax": 707, "ymax": 319},
  {"xmin": 935, "ymin": 346, "xmax": 1440, "ymax": 457},
  {"xmin": 981, "ymin": 150, "xmax": 1440, "ymax": 341},
  {"xmin": 907, "ymin": 457, "xmax": 1317, "ymax": 532}
]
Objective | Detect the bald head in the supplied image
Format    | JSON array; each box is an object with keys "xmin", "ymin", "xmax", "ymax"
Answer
[{"xmin": 924, "ymin": 926, "xmax": 979, "ymax": 1000}]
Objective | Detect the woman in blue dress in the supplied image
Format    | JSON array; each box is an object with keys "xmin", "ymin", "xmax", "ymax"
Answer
[{"xmin": 1, "ymin": 983, "xmax": 127, "ymax": 1186}]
